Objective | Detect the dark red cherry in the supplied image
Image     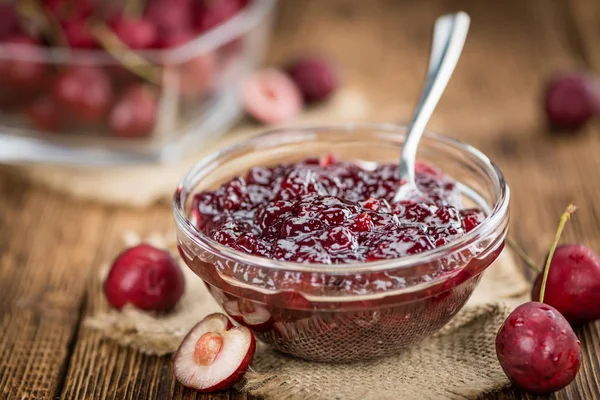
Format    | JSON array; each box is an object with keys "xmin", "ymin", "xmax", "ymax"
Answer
[
  {"xmin": 0, "ymin": 36, "xmax": 48, "ymax": 91},
  {"xmin": 27, "ymin": 96, "xmax": 62, "ymax": 132},
  {"xmin": 286, "ymin": 55, "xmax": 339, "ymax": 102},
  {"xmin": 544, "ymin": 72, "xmax": 600, "ymax": 129},
  {"xmin": 109, "ymin": 85, "xmax": 157, "ymax": 138},
  {"xmin": 531, "ymin": 244, "xmax": 600, "ymax": 325},
  {"xmin": 104, "ymin": 244, "xmax": 185, "ymax": 311},
  {"xmin": 496, "ymin": 302, "xmax": 581, "ymax": 395},
  {"xmin": 62, "ymin": 18, "xmax": 97, "ymax": 48},
  {"xmin": 53, "ymin": 66, "xmax": 113, "ymax": 122},
  {"xmin": 111, "ymin": 17, "xmax": 157, "ymax": 49},
  {"xmin": 194, "ymin": 0, "xmax": 242, "ymax": 33}
]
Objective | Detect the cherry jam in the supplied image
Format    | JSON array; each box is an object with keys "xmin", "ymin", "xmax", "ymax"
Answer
[{"xmin": 191, "ymin": 155, "xmax": 484, "ymax": 264}]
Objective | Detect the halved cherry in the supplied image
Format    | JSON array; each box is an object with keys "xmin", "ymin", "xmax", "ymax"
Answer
[
  {"xmin": 174, "ymin": 313, "xmax": 255, "ymax": 393},
  {"xmin": 241, "ymin": 68, "xmax": 303, "ymax": 124},
  {"xmin": 223, "ymin": 299, "xmax": 273, "ymax": 331}
]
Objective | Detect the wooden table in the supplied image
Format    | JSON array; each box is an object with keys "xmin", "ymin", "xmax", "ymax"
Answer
[{"xmin": 2, "ymin": 0, "xmax": 600, "ymax": 398}]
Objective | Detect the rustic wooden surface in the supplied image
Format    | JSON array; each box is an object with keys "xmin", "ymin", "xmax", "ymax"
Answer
[{"xmin": 2, "ymin": 0, "xmax": 600, "ymax": 398}]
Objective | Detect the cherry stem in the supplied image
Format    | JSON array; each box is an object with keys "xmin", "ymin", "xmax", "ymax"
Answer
[
  {"xmin": 539, "ymin": 203, "xmax": 577, "ymax": 303},
  {"xmin": 506, "ymin": 235, "xmax": 541, "ymax": 273},
  {"xmin": 91, "ymin": 23, "xmax": 160, "ymax": 85}
]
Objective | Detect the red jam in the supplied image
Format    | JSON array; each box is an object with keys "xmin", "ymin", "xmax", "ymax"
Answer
[{"xmin": 192, "ymin": 156, "xmax": 485, "ymax": 264}]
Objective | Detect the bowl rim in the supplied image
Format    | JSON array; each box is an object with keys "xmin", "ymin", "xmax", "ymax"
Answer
[
  {"xmin": 0, "ymin": 0, "xmax": 277, "ymax": 65},
  {"xmin": 173, "ymin": 123, "xmax": 510, "ymax": 274}
]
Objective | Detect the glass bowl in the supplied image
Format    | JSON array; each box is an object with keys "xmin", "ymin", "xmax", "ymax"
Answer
[
  {"xmin": 0, "ymin": 0, "xmax": 276, "ymax": 165},
  {"xmin": 173, "ymin": 124, "xmax": 510, "ymax": 362}
]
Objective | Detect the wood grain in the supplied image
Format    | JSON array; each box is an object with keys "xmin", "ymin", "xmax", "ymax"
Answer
[{"xmin": 2, "ymin": 0, "xmax": 600, "ymax": 399}]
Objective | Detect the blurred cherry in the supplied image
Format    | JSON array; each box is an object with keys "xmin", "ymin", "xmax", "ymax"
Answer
[
  {"xmin": 287, "ymin": 55, "xmax": 339, "ymax": 102},
  {"xmin": 153, "ymin": 29, "xmax": 195, "ymax": 49},
  {"xmin": 0, "ymin": 36, "xmax": 48, "ymax": 92},
  {"xmin": 194, "ymin": 0, "xmax": 242, "ymax": 33},
  {"xmin": 145, "ymin": 0, "xmax": 193, "ymax": 36},
  {"xmin": 0, "ymin": 5, "xmax": 20, "ymax": 40},
  {"xmin": 111, "ymin": 17, "xmax": 157, "ymax": 49},
  {"xmin": 27, "ymin": 96, "xmax": 62, "ymax": 132},
  {"xmin": 544, "ymin": 72, "xmax": 599, "ymax": 130},
  {"xmin": 109, "ymin": 85, "xmax": 158, "ymax": 138},
  {"xmin": 44, "ymin": 0, "xmax": 94, "ymax": 20},
  {"xmin": 62, "ymin": 18, "xmax": 97, "ymax": 48},
  {"xmin": 53, "ymin": 66, "xmax": 113, "ymax": 122}
]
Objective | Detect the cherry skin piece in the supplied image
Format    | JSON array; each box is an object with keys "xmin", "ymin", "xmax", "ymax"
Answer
[
  {"xmin": 241, "ymin": 68, "xmax": 303, "ymax": 124},
  {"xmin": 109, "ymin": 85, "xmax": 158, "ymax": 138},
  {"xmin": 111, "ymin": 18, "xmax": 157, "ymax": 50},
  {"xmin": 286, "ymin": 55, "xmax": 339, "ymax": 102},
  {"xmin": 27, "ymin": 96, "xmax": 62, "ymax": 132},
  {"xmin": 53, "ymin": 66, "xmax": 113, "ymax": 123},
  {"xmin": 174, "ymin": 313, "xmax": 255, "ymax": 392},
  {"xmin": 544, "ymin": 73, "xmax": 600, "ymax": 130},
  {"xmin": 496, "ymin": 302, "xmax": 581, "ymax": 395},
  {"xmin": 104, "ymin": 244, "xmax": 185, "ymax": 312},
  {"xmin": 531, "ymin": 244, "xmax": 600, "ymax": 325}
]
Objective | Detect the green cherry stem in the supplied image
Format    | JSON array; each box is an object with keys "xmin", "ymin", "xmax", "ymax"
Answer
[
  {"xmin": 539, "ymin": 203, "xmax": 577, "ymax": 303},
  {"xmin": 506, "ymin": 235, "xmax": 541, "ymax": 273}
]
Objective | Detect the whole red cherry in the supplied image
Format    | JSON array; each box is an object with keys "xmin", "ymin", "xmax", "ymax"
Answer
[
  {"xmin": 0, "ymin": 36, "xmax": 48, "ymax": 91},
  {"xmin": 496, "ymin": 204, "xmax": 581, "ymax": 395},
  {"xmin": 145, "ymin": 0, "xmax": 193, "ymax": 36},
  {"xmin": 286, "ymin": 55, "xmax": 339, "ymax": 102},
  {"xmin": 62, "ymin": 18, "xmax": 97, "ymax": 48},
  {"xmin": 53, "ymin": 66, "xmax": 113, "ymax": 123},
  {"xmin": 194, "ymin": 0, "xmax": 242, "ymax": 33},
  {"xmin": 111, "ymin": 17, "xmax": 157, "ymax": 49},
  {"xmin": 104, "ymin": 244, "xmax": 185, "ymax": 312},
  {"xmin": 27, "ymin": 96, "xmax": 62, "ymax": 132},
  {"xmin": 544, "ymin": 72, "xmax": 600, "ymax": 129},
  {"xmin": 109, "ymin": 85, "xmax": 158, "ymax": 138},
  {"xmin": 531, "ymin": 244, "xmax": 600, "ymax": 325},
  {"xmin": 0, "ymin": 5, "xmax": 20, "ymax": 39},
  {"xmin": 496, "ymin": 302, "xmax": 581, "ymax": 395}
]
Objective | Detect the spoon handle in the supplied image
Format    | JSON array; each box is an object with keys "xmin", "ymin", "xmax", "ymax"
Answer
[{"xmin": 397, "ymin": 12, "xmax": 470, "ymax": 186}]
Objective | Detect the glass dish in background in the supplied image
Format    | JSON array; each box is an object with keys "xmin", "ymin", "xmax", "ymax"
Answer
[
  {"xmin": 0, "ymin": 0, "xmax": 276, "ymax": 165},
  {"xmin": 173, "ymin": 124, "xmax": 510, "ymax": 362}
]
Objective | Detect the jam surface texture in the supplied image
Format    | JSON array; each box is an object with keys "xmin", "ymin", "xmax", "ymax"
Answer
[{"xmin": 192, "ymin": 155, "xmax": 484, "ymax": 264}]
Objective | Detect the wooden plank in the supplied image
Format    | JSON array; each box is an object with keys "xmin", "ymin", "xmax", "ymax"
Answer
[{"xmin": 0, "ymin": 175, "xmax": 107, "ymax": 399}]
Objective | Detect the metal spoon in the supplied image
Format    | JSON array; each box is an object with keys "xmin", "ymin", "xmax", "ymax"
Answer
[{"xmin": 393, "ymin": 12, "xmax": 470, "ymax": 203}]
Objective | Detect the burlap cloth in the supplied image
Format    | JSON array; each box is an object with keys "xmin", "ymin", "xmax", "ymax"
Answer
[
  {"xmin": 85, "ymin": 233, "xmax": 529, "ymax": 400},
  {"xmin": 9, "ymin": 89, "xmax": 373, "ymax": 207}
]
